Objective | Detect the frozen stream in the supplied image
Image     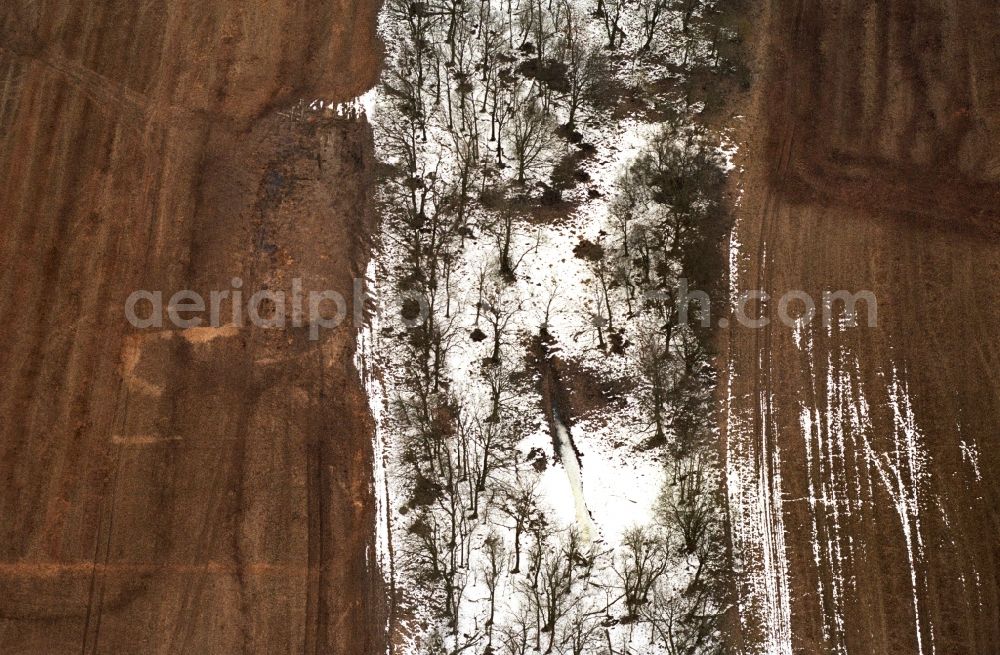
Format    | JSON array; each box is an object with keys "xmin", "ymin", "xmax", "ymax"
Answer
[{"xmin": 552, "ymin": 407, "xmax": 598, "ymax": 542}]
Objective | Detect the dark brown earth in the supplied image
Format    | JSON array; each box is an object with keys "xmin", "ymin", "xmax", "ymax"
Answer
[
  {"xmin": 725, "ymin": 1, "xmax": 1000, "ymax": 653},
  {"xmin": 0, "ymin": 2, "xmax": 385, "ymax": 653}
]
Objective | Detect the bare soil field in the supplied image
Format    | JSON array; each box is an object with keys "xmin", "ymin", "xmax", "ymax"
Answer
[
  {"xmin": 0, "ymin": 2, "xmax": 385, "ymax": 653},
  {"xmin": 725, "ymin": 1, "xmax": 1000, "ymax": 653}
]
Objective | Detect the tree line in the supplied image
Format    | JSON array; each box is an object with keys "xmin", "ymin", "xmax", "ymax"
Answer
[{"xmin": 374, "ymin": 0, "xmax": 747, "ymax": 652}]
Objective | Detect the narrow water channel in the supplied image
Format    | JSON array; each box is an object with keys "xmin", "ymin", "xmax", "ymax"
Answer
[
  {"xmin": 537, "ymin": 332, "xmax": 598, "ymax": 541},
  {"xmin": 552, "ymin": 406, "xmax": 597, "ymax": 541}
]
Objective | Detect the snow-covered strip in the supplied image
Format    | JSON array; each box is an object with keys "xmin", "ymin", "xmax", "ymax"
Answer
[
  {"xmin": 333, "ymin": 88, "xmax": 378, "ymax": 119},
  {"xmin": 834, "ymin": 352, "xmax": 936, "ymax": 655},
  {"xmin": 552, "ymin": 411, "xmax": 597, "ymax": 541},
  {"xmin": 353, "ymin": 258, "xmax": 393, "ymax": 653},
  {"xmin": 355, "ymin": 258, "xmax": 391, "ymax": 573},
  {"xmin": 725, "ymin": 390, "xmax": 794, "ymax": 655},
  {"xmin": 725, "ymin": 211, "xmax": 793, "ymax": 655},
  {"xmin": 958, "ymin": 436, "xmax": 982, "ymax": 483},
  {"xmin": 884, "ymin": 367, "xmax": 935, "ymax": 655}
]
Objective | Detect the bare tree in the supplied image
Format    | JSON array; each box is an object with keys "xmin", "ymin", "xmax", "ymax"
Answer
[
  {"xmin": 608, "ymin": 168, "xmax": 648, "ymax": 314},
  {"xmin": 497, "ymin": 478, "xmax": 539, "ymax": 574},
  {"xmin": 659, "ymin": 455, "xmax": 714, "ymax": 557},
  {"xmin": 487, "ymin": 65, "xmax": 516, "ymax": 163},
  {"xmin": 673, "ymin": 0, "xmax": 704, "ymax": 34},
  {"xmin": 520, "ymin": 529, "xmax": 578, "ymax": 654},
  {"xmin": 559, "ymin": 607, "xmax": 605, "ymax": 655},
  {"xmin": 478, "ymin": 0, "xmax": 510, "ymax": 84},
  {"xmin": 559, "ymin": 3, "xmax": 607, "ymax": 129},
  {"xmin": 500, "ymin": 601, "xmax": 535, "ymax": 655},
  {"xmin": 487, "ymin": 201, "xmax": 519, "ymax": 279},
  {"xmin": 482, "ymin": 530, "xmax": 507, "ymax": 652},
  {"xmin": 596, "ymin": 0, "xmax": 628, "ymax": 49},
  {"xmin": 633, "ymin": 323, "xmax": 672, "ymax": 445},
  {"xmin": 479, "ymin": 281, "xmax": 523, "ymax": 364},
  {"xmin": 507, "ymin": 94, "xmax": 558, "ymax": 184},
  {"xmin": 386, "ymin": 0, "xmax": 438, "ymax": 136},
  {"xmin": 639, "ymin": 0, "xmax": 672, "ymax": 50},
  {"xmin": 519, "ymin": 0, "xmax": 565, "ymax": 61},
  {"xmin": 436, "ymin": 439, "xmax": 473, "ymax": 632},
  {"xmin": 643, "ymin": 567, "xmax": 723, "ymax": 655},
  {"xmin": 613, "ymin": 526, "xmax": 669, "ymax": 620},
  {"xmin": 446, "ymin": 104, "xmax": 483, "ymax": 237}
]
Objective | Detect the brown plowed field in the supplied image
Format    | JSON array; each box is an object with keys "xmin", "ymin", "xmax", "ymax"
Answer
[
  {"xmin": 725, "ymin": 1, "xmax": 1000, "ymax": 654},
  {"xmin": 0, "ymin": 3, "xmax": 385, "ymax": 653}
]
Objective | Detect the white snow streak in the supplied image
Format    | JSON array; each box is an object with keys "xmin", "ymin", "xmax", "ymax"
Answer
[
  {"xmin": 724, "ymin": 229, "xmax": 794, "ymax": 655},
  {"xmin": 552, "ymin": 411, "xmax": 598, "ymax": 541}
]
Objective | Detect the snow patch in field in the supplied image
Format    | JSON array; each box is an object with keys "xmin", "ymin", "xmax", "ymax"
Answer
[{"xmin": 958, "ymin": 436, "xmax": 982, "ymax": 483}]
